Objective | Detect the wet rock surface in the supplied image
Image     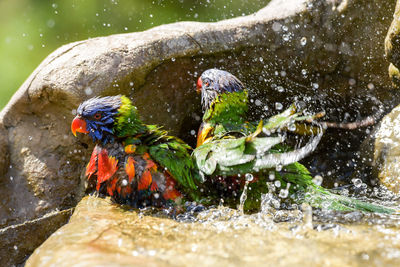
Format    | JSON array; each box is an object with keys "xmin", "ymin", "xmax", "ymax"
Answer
[
  {"xmin": 0, "ymin": 0, "xmax": 398, "ymax": 264},
  {"xmin": 372, "ymin": 105, "xmax": 400, "ymax": 193},
  {"xmin": 0, "ymin": 208, "xmax": 73, "ymax": 266},
  {"xmin": 385, "ymin": 0, "xmax": 400, "ymax": 88},
  {"xmin": 372, "ymin": 0, "xmax": 400, "ymax": 193},
  {"xmin": 26, "ymin": 196, "xmax": 400, "ymax": 267}
]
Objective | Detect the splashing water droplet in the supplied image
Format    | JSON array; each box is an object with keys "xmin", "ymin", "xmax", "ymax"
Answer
[
  {"xmin": 312, "ymin": 175, "xmax": 323, "ymax": 186},
  {"xmin": 269, "ymin": 171, "xmax": 275, "ymax": 181},
  {"xmin": 367, "ymin": 83, "xmax": 375, "ymax": 90},
  {"xmin": 275, "ymin": 102, "xmax": 283, "ymax": 110},
  {"xmin": 352, "ymin": 178, "xmax": 363, "ymax": 188},
  {"xmin": 279, "ymin": 188, "xmax": 288, "ymax": 198},
  {"xmin": 121, "ymin": 179, "xmax": 128, "ymax": 186},
  {"xmin": 282, "ymin": 34, "xmax": 290, "ymax": 41},
  {"xmin": 272, "ymin": 22, "xmax": 281, "ymax": 32},
  {"xmin": 238, "ymin": 180, "xmax": 250, "ymax": 215},
  {"xmin": 274, "ymin": 180, "xmax": 281, "ymax": 188},
  {"xmin": 84, "ymin": 87, "xmax": 93, "ymax": 95},
  {"xmin": 261, "ymin": 191, "xmax": 281, "ymax": 213},
  {"xmin": 245, "ymin": 173, "xmax": 254, "ymax": 182},
  {"xmin": 276, "ymin": 86, "xmax": 285, "ymax": 92},
  {"xmin": 275, "ymin": 164, "xmax": 282, "ymax": 171},
  {"xmin": 301, "ymin": 203, "xmax": 313, "ymax": 229},
  {"xmin": 300, "ymin": 37, "xmax": 307, "ymax": 46}
]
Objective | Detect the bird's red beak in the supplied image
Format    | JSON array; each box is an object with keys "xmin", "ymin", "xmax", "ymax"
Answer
[
  {"xmin": 71, "ymin": 116, "xmax": 89, "ymax": 137},
  {"xmin": 196, "ymin": 77, "xmax": 202, "ymax": 93}
]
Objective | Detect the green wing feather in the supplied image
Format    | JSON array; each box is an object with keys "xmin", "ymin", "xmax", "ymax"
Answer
[
  {"xmin": 114, "ymin": 97, "xmax": 203, "ymax": 201},
  {"xmin": 149, "ymin": 137, "xmax": 203, "ymax": 201},
  {"xmin": 194, "ymin": 101, "xmax": 396, "ymax": 213}
]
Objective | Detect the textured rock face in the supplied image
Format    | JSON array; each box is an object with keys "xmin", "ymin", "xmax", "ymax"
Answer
[
  {"xmin": 0, "ymin": 209, "xmax": 73, "ymax": 266},
  {"xmin": 0, "ymin": 0, "xmax": 397, "ymax": 264},
  {"xmin": 26, "ymin": 196, "xmax": 400, "ymax": 267},
  {"xmin": 372, "ymin": 0, "xmax": 400, "ymax": 192},
  {"xmin": 386, "ymin": 0, "xmax": 400, "ymax": 88},
  {"xmin": 373, "ymin": 105, "xmax": 400, "ymax": 193}
]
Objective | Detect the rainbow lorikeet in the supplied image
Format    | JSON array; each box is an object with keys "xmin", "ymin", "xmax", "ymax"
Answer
[
  {"xmin": 193, "ymin": 68, "xmax": 395, "ymax": 213},
  {"xmin": 71, "ymin": 95, "xmax": 204, "ymax": 208}
]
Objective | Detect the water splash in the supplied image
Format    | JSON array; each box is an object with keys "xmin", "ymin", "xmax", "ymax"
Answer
[{"xmin": 238, "ymin": 174, "xmax": 253, "ymax": 214}]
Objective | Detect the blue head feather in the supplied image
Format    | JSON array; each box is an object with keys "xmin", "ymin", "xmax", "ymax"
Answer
[
  {"xmin": 76, "ymin": 95, "xmax": 122, "ymax": 144},
  {"xmin": 199, "ymin": 69, "xmax": 244, "ymax": 112}
]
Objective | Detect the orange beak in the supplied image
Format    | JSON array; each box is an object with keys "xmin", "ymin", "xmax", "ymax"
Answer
[
  {"xmin": 71, "ymin": 116, "xmax": 89, "ymax": 136},
  {"xmin": 196, "ymin": 77, "xmax": 202, "ymax": 93}
]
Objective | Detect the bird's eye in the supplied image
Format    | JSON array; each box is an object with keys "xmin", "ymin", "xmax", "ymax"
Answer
[{"xmin": 94, "ymin": 112, "xmax": 102, "ymax": 120}]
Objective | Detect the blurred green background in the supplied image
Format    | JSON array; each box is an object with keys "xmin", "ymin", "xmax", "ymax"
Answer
[{"xmin": 0, "ymin": 0, "xmax": 269, "ymax": 109}]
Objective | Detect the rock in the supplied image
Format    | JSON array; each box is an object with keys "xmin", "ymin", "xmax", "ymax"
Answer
[
  {"xmin": 0, "ymin": 208, "xmax": 73, "ymax": 266},
  {"xmin": 388, "ymin": 63, "xmax": 400, "ymax": 87},
  {"xmin": 372, "ymin": 105, "xmax": 400, "ymax": 193},
  {"xmin": 385, "ymin": 0, "xmax": 400, "ymax": 87},
  {"xmin": 26, "ymin": 197, "xmax": 162, "ymax": 267},
  {"xmin": 368, "ymin": 0, "xmax": 400, "ymax": 192},
  {"xmin": 26, "ymin": 196, "xmax": 400, "ymax": 266},
  {"xmin": 0, "ymin": 0, "xmax": 397, "ymax": 262}
]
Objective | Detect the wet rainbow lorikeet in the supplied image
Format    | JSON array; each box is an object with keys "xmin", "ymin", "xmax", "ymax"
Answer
[
  {"xmin": 71, "ymin": 95, "xmax": 203, "ymax": 208},
  {"xmin": 193, "ymin": 68, "xmax": 395, "ymax": 213}
]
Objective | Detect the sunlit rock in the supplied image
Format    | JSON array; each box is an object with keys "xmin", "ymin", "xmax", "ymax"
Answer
[
  {"xmin": 388, "ymin": 63, "xmax": 400, "ymax": 87},
  {"xmin": 374, "ymin": 0, "xmax": 400, "ymax": 192},
  {"xmin": 385, "ymin": 0, "xmax": 400, "ymax": 87},
  {"xmin": 373, "ymin": 105, "xmax": 400, "ymax": 193},
  {"xmin": 26, "ymin": 196, "xmax": 400, "ymax": 266},
  {"xmin": 0, "ymin": 209, "xmax": 73, "ymax": 266}
]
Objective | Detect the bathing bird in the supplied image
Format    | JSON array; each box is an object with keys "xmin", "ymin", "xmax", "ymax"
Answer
[{"xmin": 193, "ymin": 68, "xmax": 395, "ymax": 213}]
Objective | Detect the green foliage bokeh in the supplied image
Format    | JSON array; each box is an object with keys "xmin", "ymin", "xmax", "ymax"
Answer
[{"xmin": 0, "ymin": 0, "xmax": 269, "ymax": 109}]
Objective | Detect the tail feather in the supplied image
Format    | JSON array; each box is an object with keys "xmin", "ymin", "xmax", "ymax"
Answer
[
  {"xmin": 302, "ymin": 186, "xmax": 396, "ymax": 214},
  {"xmin": 275, "ymin": 164, "xmax": 396, "ymax": 214}
]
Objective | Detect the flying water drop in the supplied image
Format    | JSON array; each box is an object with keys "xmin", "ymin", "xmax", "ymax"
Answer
[
  {"xmin": 275, "ymin": 102, "xmax": 283, "ymax": 110},
  {"xmin": 312, "ymin": 175, "xmax": 323, "ymax": 186},
  {"xmin": 245, "ymin": 173, "xmax": 254, "ymax": 182}
]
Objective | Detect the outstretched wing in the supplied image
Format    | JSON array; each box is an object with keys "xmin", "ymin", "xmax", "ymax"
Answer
[
  {"xmin": 193, "ymin": 135, "xmax": 284, "ymax": 175},
  {"xmin": 193, "ymin": 116, "xmax": 323, "ymax": 177}
]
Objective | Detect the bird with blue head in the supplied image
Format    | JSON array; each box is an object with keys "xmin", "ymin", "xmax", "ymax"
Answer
[{"xmin": 71, "ymin": 95, "xmax": 201, "ymax": 208}]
